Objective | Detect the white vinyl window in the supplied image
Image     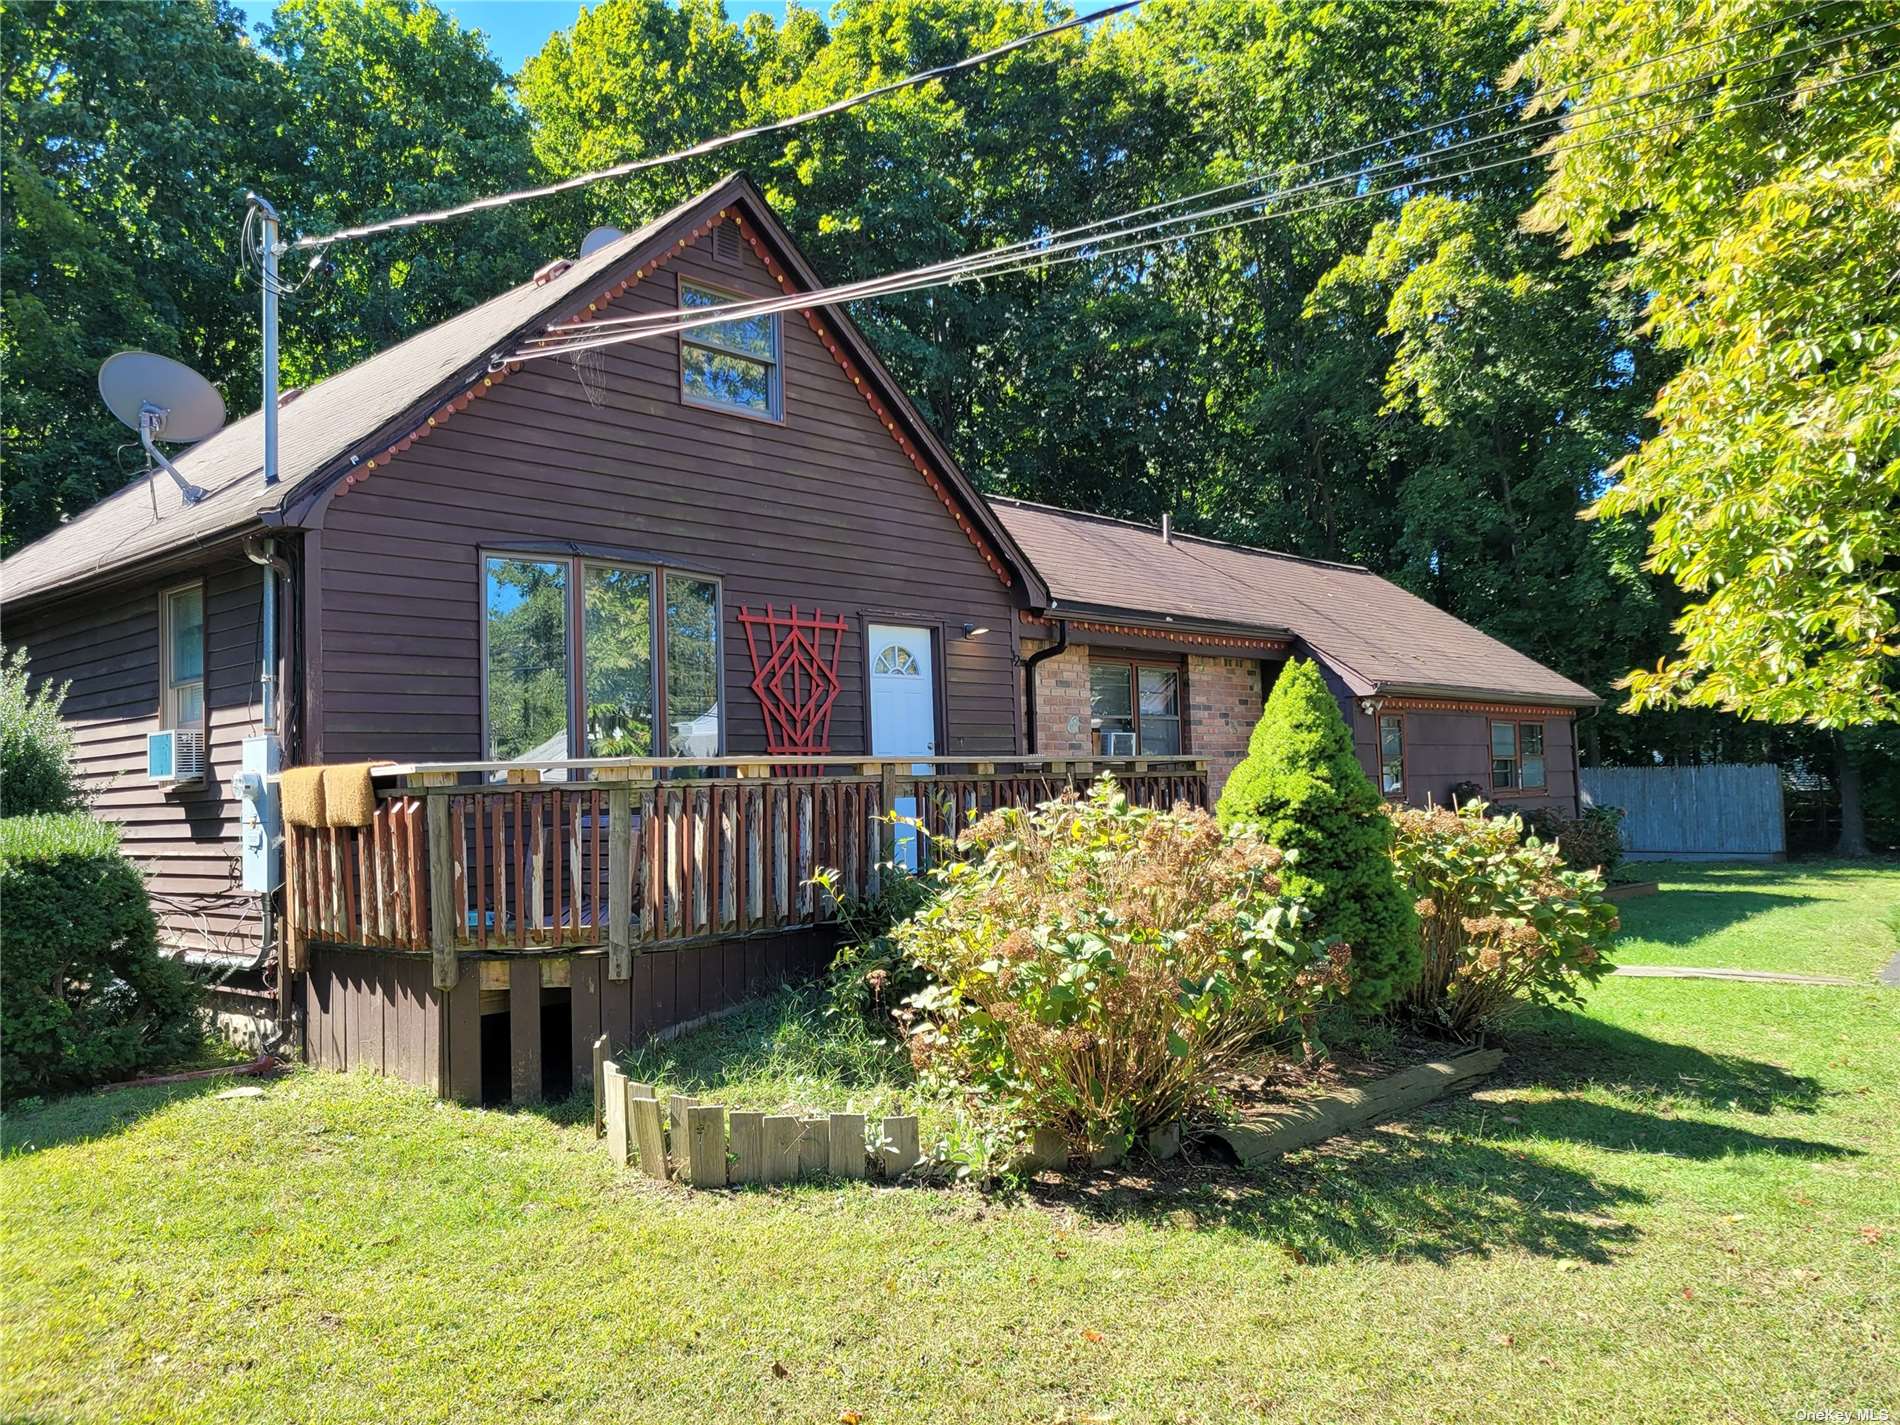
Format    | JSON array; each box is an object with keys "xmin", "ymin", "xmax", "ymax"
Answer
[
  {"xmin": 679, "ymin": 281, "xmax": 780, "ymax": 419},
  {"xmin": 161, "ymin": 583, "xmax": 206, "ymax": 729},
  {"xmin": 1379, "ymin": 714, "xmax": 1405, "ymax": 797}
]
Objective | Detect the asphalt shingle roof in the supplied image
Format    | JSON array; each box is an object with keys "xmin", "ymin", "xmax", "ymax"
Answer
[
  {"xmin": 1, "ymin": 187, "xmax": 721, "ymax": 605},
  {"xmin": 991, "ymin": 497, "xmax": 1598, "ymax": 707}
]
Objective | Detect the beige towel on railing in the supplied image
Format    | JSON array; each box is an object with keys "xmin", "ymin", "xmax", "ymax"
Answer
[
  {"xmin": 320, "ymin": 762, "xmax": 390, "ymax": 828},
  {"xmin": 280, "ymin": 767, "xmax": 327, "ymax": 828}
]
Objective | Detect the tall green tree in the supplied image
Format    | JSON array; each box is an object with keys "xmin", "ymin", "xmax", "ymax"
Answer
[
  {"xmin": 2, "ymin": 0, "xmax": 285, "ymax": 548},
  {"xmin": 1515, "ymin": 0, "xmax": 1900, "ymax": 729},
  {"xmin": 259, "ymin": 0, "xmax": 548, "ymax": 384}
]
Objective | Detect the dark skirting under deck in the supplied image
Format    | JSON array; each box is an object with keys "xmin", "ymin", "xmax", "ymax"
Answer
[{"xmin": 302, "ymin": 928, "xmax": 835, "ymax": 1105}]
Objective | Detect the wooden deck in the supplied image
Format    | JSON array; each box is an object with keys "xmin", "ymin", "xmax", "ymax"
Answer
[{"xmin": 284, "ymin": 755, "xmax": 1208, "ymax": 1103}]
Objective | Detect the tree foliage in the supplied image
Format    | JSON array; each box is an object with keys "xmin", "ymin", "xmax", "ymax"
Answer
[
  {"xmin": 11, "ymin": 0, "xmax": 1881, "ymax": 761},
  {"xmin": 1515, "ymin": 1, "xmax": 1900, "ymax": 727},
  {"xmin": 1215, "ymin": 660, "xmax": 1419, "ymax": 1008}
]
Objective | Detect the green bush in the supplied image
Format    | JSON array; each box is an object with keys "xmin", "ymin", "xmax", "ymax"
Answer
[
  {"xmin": 1523, "ymin": 803, "xmax": 1627, "ymax": 879},
  {"xmin": 0, "ymin": 813, "xmax": 201, "ymax": 1102},
  {"xmin": 813, "ymin": 860, "xmax": 936, "ymax": 1026},
  {"xmin": 1215, "ymin": 659, "xmax": 1419, "ymax": 1008},
  {"xmin": 1389, "ymin": 803, "xmax": 1618, "ymax": 1040},
  {"xmin": 0, "ymin": 647, "xmax": 87, "ymax": 817},
  {"xmin": 896, "ymin": 778, "xmax": 1349, "ymax": 1157}
]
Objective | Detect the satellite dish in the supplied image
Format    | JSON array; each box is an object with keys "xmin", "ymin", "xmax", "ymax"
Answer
[
  {"xmin": 578, "ymin": 225, "xmax": 626, "ymax": 259},
  {"xmin": 98, "ymin": 351, "xmax": 225, "ymax": 504}
]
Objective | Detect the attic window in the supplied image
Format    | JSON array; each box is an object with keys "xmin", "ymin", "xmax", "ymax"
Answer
[{"xmin": 680, "ymin": 280, "xmax": 780, "ymax": 420}]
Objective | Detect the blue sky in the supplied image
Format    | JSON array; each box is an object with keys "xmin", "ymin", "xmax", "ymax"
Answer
[{"xmin": 233, "ymin": 0, "xmax": 790, "ymax": 73}]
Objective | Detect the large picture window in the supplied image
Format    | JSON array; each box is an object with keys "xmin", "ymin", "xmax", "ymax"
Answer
[
  {"xmin": 161, "ymin": 582, "xmax": 206, "ymax": 729},
  {"xmin": 483, "ymin": 554, "xmax": 721, "ymax": 763},
  {"xmin": 1490, "ymin": 720, "xmax": 1547, "ymax": 791},
  {"xmin": 680, "ymin": 281, "xmax": 780, "ymax": 419},
  {"xmin": 1089, "ymin": 659, "xmax": 1182, "ymax": 756}
]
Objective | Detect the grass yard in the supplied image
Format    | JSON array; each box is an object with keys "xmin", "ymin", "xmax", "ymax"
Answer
[{"xmin": 3, "ymin": 862, "xmax": 1896, "ymax": 1424}]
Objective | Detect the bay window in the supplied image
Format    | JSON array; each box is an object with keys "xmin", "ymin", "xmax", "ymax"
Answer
[{"xmin": 483, "ymin": 554, "xmax": 720, "ymax": 764}]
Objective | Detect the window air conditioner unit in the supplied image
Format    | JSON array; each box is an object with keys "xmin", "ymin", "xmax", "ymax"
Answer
[{"xmin": 148, "ymin": 728, "xmax": 206, "ymax": 787}]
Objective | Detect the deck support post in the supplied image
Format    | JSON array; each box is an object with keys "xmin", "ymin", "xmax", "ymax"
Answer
[{"xmin": 879, "ymin": 761, "xmax": 897, "ymax": 863}]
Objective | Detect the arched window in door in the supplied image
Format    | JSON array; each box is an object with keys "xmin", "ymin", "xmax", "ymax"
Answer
[{"xmin": 873, "ymin": 643, "xmax": 921, "ymax": 677}]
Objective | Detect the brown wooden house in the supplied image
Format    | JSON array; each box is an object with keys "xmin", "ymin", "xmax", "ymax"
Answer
[{"xmin": 0, "ymin": 175, "xmax": 1595, "ymax": 1104}]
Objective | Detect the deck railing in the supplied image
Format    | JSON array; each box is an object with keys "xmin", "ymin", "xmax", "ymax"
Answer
[{"xmin": 283, "ymin": 755, "xmax": 1209, "ymax": 989}]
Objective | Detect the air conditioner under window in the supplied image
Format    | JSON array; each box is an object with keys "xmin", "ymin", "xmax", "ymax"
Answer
[{"xmin": 148, "ymin": 728, "xmax": 206, "ymax": 787}]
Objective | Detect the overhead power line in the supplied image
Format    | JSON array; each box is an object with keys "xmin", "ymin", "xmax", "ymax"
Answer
[
  {"xmin": 288, "ymin": 0, "xmax": 1142, "ymax": 252},
  {"xmin": 502, "ymin": 53, "xmax": 1896, "ymax": 368},
  {"xmin": 535, "ymin": 13, "xmax": 1894, "ymax": 348}
]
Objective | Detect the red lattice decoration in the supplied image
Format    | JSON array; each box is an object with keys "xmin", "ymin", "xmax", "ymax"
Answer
[{"xmin": 737, "ymin": 604, "xmax": 850, "ymax": 755}]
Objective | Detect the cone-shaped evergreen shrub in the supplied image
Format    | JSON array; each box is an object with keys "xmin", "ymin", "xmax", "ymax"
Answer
[{"xmin": 1216, "ymin": 659, "xmax": 1419, "ymax": 1007}]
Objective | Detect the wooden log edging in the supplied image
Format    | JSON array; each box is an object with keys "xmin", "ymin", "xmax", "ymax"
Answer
[
  {"xmin": 1201, "ymin": 1049, "xmax": 1504, "ymax": 1168},
  {"xmin": 598, "ymin": 1041, "xmax": 922, "ymax": 1188}
]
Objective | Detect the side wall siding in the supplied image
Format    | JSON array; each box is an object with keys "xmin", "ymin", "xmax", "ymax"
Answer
[
  {"xmin": 311, "ymin": 228, "xmax": 1020, "ymax": 764},
  {"xmin": 1378, "ymin": 707, "xmax": 1578, "ymax": 815},
  {"xmin": 6, "ymin": 556, "xmax": 265, "ymax": 955}
]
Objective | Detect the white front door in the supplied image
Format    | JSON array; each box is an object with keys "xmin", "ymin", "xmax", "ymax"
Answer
[{"xmin": 868, "ymin": 624, "xmax": 936, "ymax": 869}]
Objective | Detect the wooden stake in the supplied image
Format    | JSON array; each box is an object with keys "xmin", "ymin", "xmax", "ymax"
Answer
[
  {"xmin": 603, "ymin": 1063, "xmax": 630, "ymax": 1168},
  {"xmin": 728, "ymin": 1110, "xmax": 764, "ymax": 1186},
  {"xmin": 630, "ymin": 1096, "xmax": 667, "ymax": 1181},
  {"xmin": 880, "ymin": 1115, "xmax": 921, "ymax": 1179},
  {"xmin": 828, "ymin": 1112, "xmax": 866, "ymax": 1179},
  {"xmin": 686, "ymin": 1104, "xmax": 727, "ymax": 1188},
  {"xmin": 762, "ymin": 1115, "xmax": 802, "ymax": 1184}
]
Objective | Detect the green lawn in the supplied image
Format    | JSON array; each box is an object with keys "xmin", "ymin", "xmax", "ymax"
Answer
[{"xmin": 4, "ymin": 862, "xmax": 1896, "ymax": 1424}]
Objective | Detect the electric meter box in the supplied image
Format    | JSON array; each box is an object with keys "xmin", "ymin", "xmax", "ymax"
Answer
[{"xmin": 237, "ymin": 734, "xmax": 282, "ymax": 893}]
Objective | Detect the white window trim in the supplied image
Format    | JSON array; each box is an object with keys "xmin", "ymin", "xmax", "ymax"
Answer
[
  {"xmin": 678, "ymin": 277, "xmax": 782, "ymax": 423},
  {"xmin": 159, "ymin": 579, "xmax": 206, "ymax": 732}
]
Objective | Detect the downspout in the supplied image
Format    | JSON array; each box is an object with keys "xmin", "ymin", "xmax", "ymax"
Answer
[{"xmin": 1021, "ymin": 617, "xmax": 1070, "ymax": 753}]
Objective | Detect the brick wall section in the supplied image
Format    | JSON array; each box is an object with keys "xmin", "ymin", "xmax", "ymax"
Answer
[
  {"xmin": 1022, "ymin": 638, "xmax": 1092, "ymax": 756},
  {"xmin": 1187, "ymin": 654, "xmax": 1263, "ymax": 800}
]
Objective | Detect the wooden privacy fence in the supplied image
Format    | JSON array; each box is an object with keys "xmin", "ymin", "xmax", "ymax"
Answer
[
  {"xmin": 1581, "ymin": 763, "xmax": 1786, "ymax": 859},
  {"xmin": 284, "ymin": 754, "xmax": 1208, "ymax": 990},
  {"xmin": 597, "ymin": 1050, "xmax": 922, "ymax": 1187}
]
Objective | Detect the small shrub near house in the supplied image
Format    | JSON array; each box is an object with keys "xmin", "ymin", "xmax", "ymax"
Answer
[
  {"xmin": 814, "ymin": 862, "xmax": 936, "ymax": 1027},
  {"xmin": 0, "ymin": 814, "xmax": 202, "ymax": 1102},
  {"xmin": 0, "ymin": 647, "xmax": 87, "ymax": 817},
  {"xmin": 0, "ymin": 652, "xmax": 200, "ymax": 1102},
  {"xmin": 1216, "ymin": 658, "xmax": 1419, "ymax": 1008},
  {"xmin": 1389, "ymin": 803, "xmax": 1619, "ymax": 1040},
  {"xmin": 1523, "ymin": 803, "xmax": 1626, "ymax": 880},
  {"xmin": 895, "ymin": 778, "xmax": 1350, "ymax": 1158}
]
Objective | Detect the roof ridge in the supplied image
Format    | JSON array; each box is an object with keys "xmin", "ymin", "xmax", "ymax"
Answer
[{"xmin": 987, "ymin": 494, "xmax": 1371, "ymax": 574}]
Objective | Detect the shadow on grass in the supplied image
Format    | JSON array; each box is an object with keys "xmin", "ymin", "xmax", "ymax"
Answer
[
  {"xmin": 1504, "ymin": 1007, "xmax": 1824, "ymax": 1114},
  {"xmin": 1614, "ymin": 888, "xmax": 1813, "ymax": 946},
  {"xmin": 1, "ymin": 1073, "xmax": 257, "ymax": 1157},
  {"xmin": 1041, "ymin": 1092, "xmax": 1851, "ymax": 1265}
]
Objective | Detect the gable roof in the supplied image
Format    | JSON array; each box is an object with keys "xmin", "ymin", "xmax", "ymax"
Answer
[
  {"xmin": 1, "ymin": 175, "xmax": 1037, "ymax": 608},
  {"xmin": 990, "ymin": 497, "xmax": 1599, "ymax": 708}
]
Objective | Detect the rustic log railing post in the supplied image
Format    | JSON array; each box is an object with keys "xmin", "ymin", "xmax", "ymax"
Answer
[
  {"xmin": 598, "ymin": 767, "xmax": 637, "ymax": 981},
  {"xmin": 879, "ymin": 761, "xmax": 897, "ymax": 863},
  {"xmin": 414, "ymin": 770, "xmax": 460, "ymax": 990}
]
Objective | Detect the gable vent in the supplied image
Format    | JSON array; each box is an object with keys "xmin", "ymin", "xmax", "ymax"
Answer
[{"xmin": 715, "ymin": 222, "xmax": 743, "ymax": 266}]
